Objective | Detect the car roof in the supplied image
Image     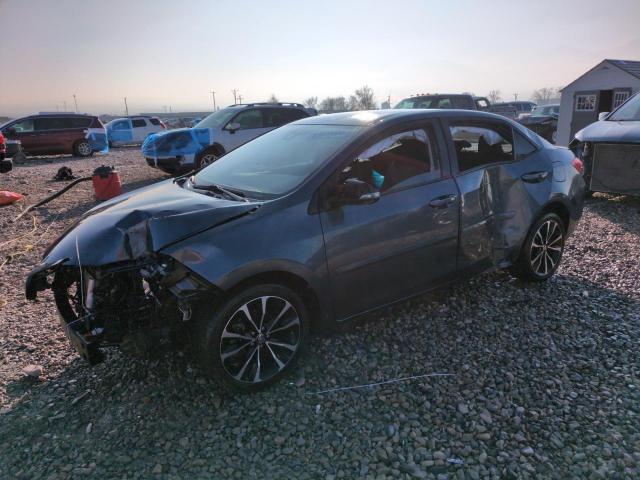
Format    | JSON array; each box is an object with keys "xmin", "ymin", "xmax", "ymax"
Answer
[
  {"xmin": 295, "ymin": 109, "xmax": 517, "ymax": 126},
  {"xmin": 227, "ymin": 102, "xmax": 306, "ymax": 110}
]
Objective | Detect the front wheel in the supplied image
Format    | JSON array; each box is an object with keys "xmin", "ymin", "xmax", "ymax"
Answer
[
  {"xmin": 193, "ymin": 284, "xmax": 309, "ymax": 391},
  {"xmin": 73, "ymin": 139, "xmax": 93, "ymax": 157},
  {"xmin": 510, "ymin": 213, "xmax": 565, "ymax": 281},
  {"xmin": 195, "ymin": 146, "xmax": 223, "ymax": 169}
]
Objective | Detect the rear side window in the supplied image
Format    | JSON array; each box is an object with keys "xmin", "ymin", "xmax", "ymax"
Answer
[
  {"xmin": 231, "ymin": 109, "xmax": 264, "ymax": 129},
  {"xmin": 264, "ymin": 108, "xmax": 308, "ymax": 127},
  {"xmin": 68, "ymin": 117, "xmax": 92, "ymax": 128},
  {"xmin": 149, "ymin": 118, "xmax": 161, "ymax": 126},
  {"xmin": 451, "ymin": 96, "xmax": 475, "ymax": 109},
  {"xmin": 513, "ymin": 129, "xmax": 537, "ymax": 158},
  {"xmin": 35, "ymin": 117, "xmax": 67, "ymax": 130},
  {"xmin": 342, "ymin": 126, "xmax": 441, "ymax": 193},
  {"xmin": 132, "ymin": 119, "xmax": 147, "ymax": 128},
  {"xmin": 449, "ymin": 121, "xmax": 514, "ymax": 172}
]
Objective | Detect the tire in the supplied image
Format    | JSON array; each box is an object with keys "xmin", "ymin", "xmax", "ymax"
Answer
[
  {"xmin": 193, "ymin": 284, "xmax": 309, "ymax": 392},
  {"xmin": 510, "ymin": 212, "xmax": 565, "ymax": 282},
  {"xmin": 73, "ymin": 139, "xmax": 93, "ymax": 157},
  {"xmin": 195, "ymin": 145, "xmax": 223, "ymax": 169}
]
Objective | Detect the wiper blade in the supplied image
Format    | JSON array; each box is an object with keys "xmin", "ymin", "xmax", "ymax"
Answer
[{"xmin": 190, "ymin": 178, "xmax": 249, "ymax": 202}]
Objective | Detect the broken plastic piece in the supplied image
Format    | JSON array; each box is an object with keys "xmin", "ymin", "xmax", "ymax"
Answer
[{"xmin": 0, "ymin": 191, "xmax": 23, "ymax": 205}]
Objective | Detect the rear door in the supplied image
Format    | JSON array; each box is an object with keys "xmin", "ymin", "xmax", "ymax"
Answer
[
  {"xmin": 445, "ymin": 117, "xmax": 552, "ymax": 271},
  {"xmin": 33, "ymin": 117, "xmax": 69, "ymax": 153},
  {"xmin": 319, "ymin": 120, "xmax": 460, "ymax": 320},
  {"xmin": 131, "ymin": 118, "xmax": 148, "ymax": 142}
]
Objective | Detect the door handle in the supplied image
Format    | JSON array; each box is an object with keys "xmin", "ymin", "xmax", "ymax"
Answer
[
  {"xmin": 521, "ymin": 171, "xmax": 549, "ymax": 183},
  {"xmin": 429, "ymin": 194, "xmax": 457, "ymax": 208}
]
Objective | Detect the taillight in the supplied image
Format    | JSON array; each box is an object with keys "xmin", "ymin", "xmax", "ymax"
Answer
[{"xmin": 571, "ymin": 157, "xmax": 584, "ymax": 174}]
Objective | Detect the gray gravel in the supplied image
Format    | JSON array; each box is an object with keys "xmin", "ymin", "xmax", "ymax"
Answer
[{"xmin": 1, "ymin": 149, "xmax": 639, "ymax": 479}]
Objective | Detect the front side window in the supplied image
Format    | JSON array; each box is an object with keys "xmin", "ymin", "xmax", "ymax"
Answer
[
  {"xmin": 609, "ymin": 92, "xmax": 639, "ymax": 120},
  {"xmin": 9, "ymin": 119, "xmax": 34, "ymax": 132},
  {"xmin": 195, "ymin": 108, "xmax": 237, "ymax": 129},
  {"xmin": 340, "ymin": 127, "xmax": 440, "ymax": 193},
  {"xmin": 132, "ymin": 119, "xmax": 146, "ymax": 128},
  {"xmin": 575, "ymin": 95, "xmax": 596, "ymax": 111},
  {"xmin": 193, "ymin": 124, "xmax": 362, "ymax": 198},
  {"xmin": 112, "ymin": 120, "xmax": 130, "ymax": 130},
  {"xmin": 231, "ymin": 109, "xmax": 264, "ymax": 129},
  {"xmin": 450, "ymin": 122, "xmax": 514, "ymax": 172}
]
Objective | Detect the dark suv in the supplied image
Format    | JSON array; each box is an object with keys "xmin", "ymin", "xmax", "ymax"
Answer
[{"xmin": 0, "ymin": 113, "xmax": 107, "ymax": 157}]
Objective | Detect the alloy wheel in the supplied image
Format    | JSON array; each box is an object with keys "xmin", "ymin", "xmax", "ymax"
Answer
[
  {"xmin": 529, "ymin": 219, "xmax": 563, "ymax": 276},
  {"xmin": 77, "ymin": 141, "xmax": 92, "ymax": 156},
  {"xmin": 219, "ymin": 295, "xmax": 301, "ymax": 384}
]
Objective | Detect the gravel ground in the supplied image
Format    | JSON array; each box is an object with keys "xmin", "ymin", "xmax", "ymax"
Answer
[{"xmin": 0, "ymin": 149, "xmax": 639, "ymax": 479}]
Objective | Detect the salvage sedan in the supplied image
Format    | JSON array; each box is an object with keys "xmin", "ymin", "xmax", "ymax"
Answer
[
  {"xmin": 570, "ymin": 92, "xmax": 640, "ymax": 196},
  {"xmin": 26, "ymin": 110, "xmax": 585, "ymax": 391}
]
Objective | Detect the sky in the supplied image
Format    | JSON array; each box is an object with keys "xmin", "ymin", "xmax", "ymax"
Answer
[{"xmin": 0, "ymin": 0, "xmax": 639, "ymax": 116}]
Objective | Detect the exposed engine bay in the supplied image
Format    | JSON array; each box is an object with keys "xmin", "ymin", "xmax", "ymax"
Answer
[{"xmin": 28, "ymin": 255, "xmax": 213, "ymax": 364}]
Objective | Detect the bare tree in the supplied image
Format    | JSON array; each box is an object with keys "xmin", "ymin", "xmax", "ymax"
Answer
[
  {"xmin": 532, "ymin": 87, "xmax": 557, "ymax": 104},
  {"xmin": 487, "ymin": 90, "xmax": 502, "ymax": 104},
  {"xmin": 304, "ymin": 96, "xmax": 318, "ymax": 109},
  {"xmin": 351, "ymin": 85, "xmax": 376, "ymax": 110},
  {"xmin": 319, "ymin": 96, "xmax": 348, "ymax": 112},
  {"xmin": 267, "ymin": 94, "xmax": 279, "ymax": 103}
]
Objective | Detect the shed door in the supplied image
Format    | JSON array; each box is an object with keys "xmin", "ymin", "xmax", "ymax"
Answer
[{"xmin": 570, "ymin": 91, "xmax": 598, "ymax": 139}]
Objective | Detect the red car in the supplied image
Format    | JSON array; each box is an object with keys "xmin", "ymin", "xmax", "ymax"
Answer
[{"xmin": 0, "ymin": 113, "xmax": 107, "ymax": 157}]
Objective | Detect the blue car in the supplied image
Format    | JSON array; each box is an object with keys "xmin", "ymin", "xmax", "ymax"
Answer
[{"xmin": 142, "ymin": 102, "xmax": 315, "ymax": 174}]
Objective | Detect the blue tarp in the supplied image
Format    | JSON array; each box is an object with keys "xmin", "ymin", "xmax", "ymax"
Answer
[{"xmin": 142, "ymin": 128, "xmax": 212, "ymax": 158}]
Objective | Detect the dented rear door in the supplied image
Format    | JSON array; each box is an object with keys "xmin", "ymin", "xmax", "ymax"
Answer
[{"xmin": 444, "ymin": 117, "xmax": 552, "ymax": 271}]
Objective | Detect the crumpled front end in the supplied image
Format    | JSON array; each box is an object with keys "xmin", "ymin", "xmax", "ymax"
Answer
[{"xmin": 26, "ymin": 254, "xmax": 215, "ymax": 364}]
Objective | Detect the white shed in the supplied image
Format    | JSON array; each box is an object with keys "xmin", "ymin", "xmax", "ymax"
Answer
[{"xmin": 557, "ymin": 59, "xmax": 640, "ymax": 146}]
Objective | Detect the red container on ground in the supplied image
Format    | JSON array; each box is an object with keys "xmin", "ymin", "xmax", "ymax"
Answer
[{"xmin": 92, "ymin": 166, "xmax": 122, "ymax": 200}]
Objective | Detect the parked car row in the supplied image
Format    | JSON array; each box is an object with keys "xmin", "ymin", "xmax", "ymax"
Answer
[{"xmin": 142, "ymin": 102, "xmax": 316, "ymax": 174}]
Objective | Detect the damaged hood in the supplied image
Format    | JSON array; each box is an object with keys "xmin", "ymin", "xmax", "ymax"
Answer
[
  {"xmin": 575, "ymin": 120, "xmax": 640, "ymax": 143},
  {"xmin": 41, "ymin": 180, "xmax": 259, "ymax": 267}
]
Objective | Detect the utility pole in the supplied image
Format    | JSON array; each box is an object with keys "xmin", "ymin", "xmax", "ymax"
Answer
[
  {"xmin": 513, "ymin": 93, "xmax": 519, "ymax": 101},
  {"xmin": 73, "ymin": 94, "xmax": 78, "ymax": 113},
  {"xmin": 210, "ymin": 90, "xmax": 216, "ymax": 110},
  {"xmin": 163, "ymin": 105, "xmax": 167, "ymax": 114},
  {"xmin": 63, "ymin": 101, "xmax": 67, "ymax": 112},
  {"xmin": 124, "ymin": 97, "xmax": 129, "ymax": 116},
  {"xmin": 232, "ymin": 89, "xmax": 238, "ymax": 104},
  {"xmin": 169, "ymin": 106, "xmax": 172, "ymax": 113},
  {"xmin": 238, "ymin": 94, "xmax": 243, "ymax": 104}
]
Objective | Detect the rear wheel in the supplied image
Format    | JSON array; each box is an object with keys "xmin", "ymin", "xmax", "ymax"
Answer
[
  {"xmin": 193, "ymin": 284, "xmax": 309, "ymax": 391},
  {"xmin": 510, "ymin": 213, "xmax": 565, "ymax": 281},
  {"xmin": 73, "ymin": 139, "xmax": 93, "ymax": 157},
  {"xmin": 195, "ymin": 146, "xmax": 223, "ymax": 169}
]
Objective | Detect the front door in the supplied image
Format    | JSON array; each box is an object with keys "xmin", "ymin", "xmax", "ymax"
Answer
[
  {"xmin": 218, "ymin": 109, "xmax": 271, "ymax": 152},
  {"xmin": 319, "ymin": 122, "xmax": 460, "ymax": 320},
  {"xmin": 570, "ymin": 91, "xmax": 598, "ymax": 139}
]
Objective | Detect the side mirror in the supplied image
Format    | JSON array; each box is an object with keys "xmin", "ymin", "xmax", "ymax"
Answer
[
  {"xmin": 329, "ymin": 178, "xmax": 380, "ymax": 208},
  {"xmin": 226, "ymin": 122, "xmax": 241, "ymax": 133},
  {"xmin": 598, "ymin": 112, "xmax": 609, "ymax": 121}
]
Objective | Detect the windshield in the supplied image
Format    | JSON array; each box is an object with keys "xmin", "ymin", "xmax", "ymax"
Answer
[
  {"xmin": 194, "ymin": 108, "xmax": 238, "ymax": 129},
  {"xmin": 608, "ymin": 93, "xmax": 640, "ymax": 121},
  {"xmin": 531, "ymin": 106, "xmax": 558, "ymax": 117},
  {"xmin": 193, "ymin": 124, "xmax": 363, "ymax": 198}
]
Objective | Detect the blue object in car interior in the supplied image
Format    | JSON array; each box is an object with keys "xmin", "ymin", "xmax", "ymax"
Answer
[
  {"xmin": 142, "ymin": 128, "xmax": 213, "ymax": 158},
  {"xmin": 372, "ymin": 169, "xmax": 385, "ymax": 189}
]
